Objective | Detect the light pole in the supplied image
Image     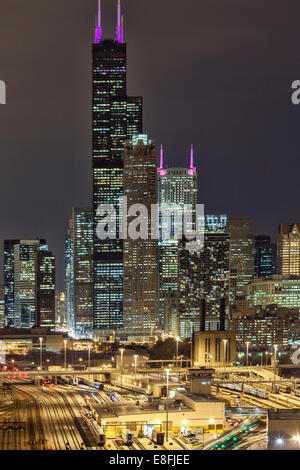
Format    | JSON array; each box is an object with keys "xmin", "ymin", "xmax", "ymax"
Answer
[
  {"xmin": 39, "ymin": 337, "xmax": 43, "ymax": 371},
  {"xmin": 133, "ymin": 354, "xmax": 138, "ymax": 398},
  {"xmin": 246, "ymin": 341, "xmax": 250, "ymax": 368},
  {"xmin": 265, "ymin": 350, "xmax": 269, "ymax": 366},
  {"xmin": 273, "ymin": 344, "xmax": 278, "ymax": 390},
  {"xmin": 165, "ymin": 368, "xmax": 170, "ymax": 442},
  {"xmin": 120, "ymin": 348, "xmax": 124, "ymax": 393},
  {"xmin": 63, "ymin": 339, "xmax": 67, "ymax": 370},
  {"xmin": 176, "ymin": 337, "xmax": 179, "ymax": 367},
  {"xmin": 88, "ymin": 344, "xmax": 91, "ymax": 370},
  {"xmin": 223, "ymin": 339, "xmax": 228, "ymax": 375}
]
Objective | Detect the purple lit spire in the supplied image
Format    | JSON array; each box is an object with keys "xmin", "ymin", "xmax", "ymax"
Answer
[
  {"xmin": 157, "ymin": 144, "xmax": 167, "ymax": 175},
  {"xmin": 116, "ymin": 0, "xmax": 124, "ymax": 43},
  {"xmin": 94, "ymin": 0, "xmax": 102, "ymax": 44},
  {"xmin": 188, "ymin": 144, "xmax": 196, "ymax": 175}
]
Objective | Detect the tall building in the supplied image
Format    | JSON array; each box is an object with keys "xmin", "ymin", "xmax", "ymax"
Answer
[
  {"xmin": 157, "ymin": 146, "xmax": 197, "ymax": 335},
  {"xmin": 13, "ymin": 240, "xmax": 55, "ymax": 329},
  {"xmin": 228, "ymin": 217, "xmax": 254, "ymax": 308},
  {"xmin": 277, "ymin": 223, "xmax": 300, "ymax": 276},
  {"xmin": 55, "ymin": 291, "xmax": 66, "ymax": 328},
  {"xmin": 178, "ymin": 215, "xmax": 230, "ymax": 337},
  {"xmin": 247, "ymin": 275, "xmax": 300, "ymax": 311},
  {"xmin": 254, "ymin": 235, "xmax": 276, "ymax": 278},
  {"xmin": 123, "ymin": 135, "xmax": 157, "ymax": 329},
  {"xmin": 92, "ymin": 1, "xmax": 143, "ymax": 329},
  {"xmin": 0, "ymin": 286, "xmax": 5, "ymax": 328},
  {"xmin": 4, "ymin": 239, "xmax": 21, "ymax": 326},
  {"xmin": 36, "ymin": 248, "xmax": 56, "ymax": 329},
  {"xmin": 65, "ymin": 208, "xmax": 93, "ymax": 334}
]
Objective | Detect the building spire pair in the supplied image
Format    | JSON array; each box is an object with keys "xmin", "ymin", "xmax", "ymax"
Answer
[
  {"xmin": 94, "ymin": 0, "xmax": 124, "ymax": 44},
  {"xmin": 157, "ymin": 145, "xmax": 197, "ymax": 175}
]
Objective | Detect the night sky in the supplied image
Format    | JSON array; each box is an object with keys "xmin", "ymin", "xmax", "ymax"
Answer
[{"xmin": 0, "ymin": 0, "xmax": 300, "ymax": 288}]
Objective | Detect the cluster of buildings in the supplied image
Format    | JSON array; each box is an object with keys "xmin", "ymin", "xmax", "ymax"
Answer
[{"xmin": 1, "ymin": 2, "xmax": 300, "ymax": 358}]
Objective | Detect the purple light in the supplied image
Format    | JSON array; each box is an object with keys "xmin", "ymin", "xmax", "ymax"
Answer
[
  {"xmin": 116, "ymin": 0, "xmax": 124, "ymax": 43},
  {"xmin": 188, "ymin": 144, "xmax": 196, "ymax": 175},
  {"xmin": 94, "ymin": 0, "xmax": 102, "ymax": 44},
  {"xmin": 157, "ymin": 144, "xmax": 167, "ymax": 175}
]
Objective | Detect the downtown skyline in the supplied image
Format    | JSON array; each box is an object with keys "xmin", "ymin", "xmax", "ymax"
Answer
[{"xmin": 1, "ymin": 0, "xmax": 300, "ymax": 289}]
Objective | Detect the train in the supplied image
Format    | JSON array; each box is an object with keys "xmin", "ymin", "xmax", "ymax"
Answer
[
  {"xmin": 78, "ymin": 377, "xmax": 104, "ymax": 390},
  {"xmin": 121, "ymin": 429, "xmax": 134, "ymax": 446},
  {"xmin": 90, "ymin": 420, "xmax": 106, "ymax": 446},
  {"xmin": 152, "ymin": 430, "xmax": 165, "ymax": 445},
  {"xmin": 220, "ymin": 382, "xmax": 269, "ymax": 399}
]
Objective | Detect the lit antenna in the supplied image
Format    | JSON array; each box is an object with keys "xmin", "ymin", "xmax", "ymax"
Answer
[
  {"xmin": 188, "ymin": 144, "xmax": 196, "ymax": 175},
  {"xmin": 94, "ymin": 0, "xmax": 102, "ymax": 44},
  {"xmin": 158, "ymin": 145, "xmax": 167, "ymax": 175},
  {"xmin": 116, "ymin": 0, "xmax": 124, "ymax": 43}
]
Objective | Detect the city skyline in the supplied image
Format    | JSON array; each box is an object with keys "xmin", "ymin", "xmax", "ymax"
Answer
[{"xmin": 1, "ymin": 0, "xmax": 300, "ymax": 288}]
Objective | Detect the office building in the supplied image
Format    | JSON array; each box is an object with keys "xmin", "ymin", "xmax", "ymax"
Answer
[
  {"xmin": 157, "ymin": 146, "xmax": 197, "ymax": 335},
  {"xmin": 4, "ymin": 239, "xmax": 22, "ymax": 327},
  {"xmin": 55, "ymin": 291, "xmax": 66, "ymax": 327},
  {"xmin": 13, "ymin": 240, "xmax": 55, "ymax": 329},
  {"xmin": 92, "ymin": 1, "xmax": 143, "ymax": 329},
  {"xmin": 65, "ymin": 208, "xmax": 93, "ymax": 335},
  {"xmin": 0, "ymin": 286, "xmax": 4, "ymax": 328},
  {"xmin": 277, "ymin": 223, "xmax": 300, "ymax": 276},
  {"xmin": 123, "ymin": 135, "xmax": 157, "ymax": 329},
  {"xmin": 247, "ymin": 275, "xmax": 300, "ymax": 311},
  {"xmin": 254, "ymin": 235, "xmax": 276, "ymax": 278}
]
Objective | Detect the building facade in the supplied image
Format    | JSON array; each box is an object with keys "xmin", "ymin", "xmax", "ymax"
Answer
[
  {"xmin": 65, "ymin": 208, "xmax": 93, "ymax": 335},
  {"xmin": 157, "ymin": 147, "xmax": 198, "ymax": 335},
  {"xmin": 277, "ymin": 223, "xmax": 300, "ymax": 276},
  {"xmin": 13, "ymin": 240, "xmax": 55, "ymax": 329},
  {"xmin": 247, "ymin": 275, "xmax": 300, "ymax": 311},
  {"xmin": 123, "ymin": 135, "xmax": 157, "ymax": 329},
  {"xmin": 92, "ymin": 2, "xmax": 143, "ymax": 330},
  {"xmin": 254, "ymin": 235, "xmax": 276, "ymax": 278}
]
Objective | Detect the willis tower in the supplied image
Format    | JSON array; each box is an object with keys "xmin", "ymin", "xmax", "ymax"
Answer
[{"xmin": 92, "ymin": 0, "xmax": 143, "ymax": 329}]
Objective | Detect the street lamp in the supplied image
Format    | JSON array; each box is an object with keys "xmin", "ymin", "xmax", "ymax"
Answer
[
  {"xmin": 176, "ymin": 337, "xmax": 179, "ymax": 367},
  {"xmin": 245, "ymin": 342, "xmax": 251, "ymax": 368},
  {"xmin": 223, "ymin": 339, "xmax": 228, "ymax": 375},
  {"xmin": 88, "ymin": 344, "xmax": 91, "ymax": 370},
  {"xmin": 120, "ymin": 348, "xmax": 124, "ymax": 393},
  {"xmin": 63, "ymin": 339, "xmax": 67, "ymax": 370},
  {"xmin": 133, "ymin": 354, "xmax": 138, "ymax": 397},
  {"xmin": 165, "ymin": 368, "xmax": 170, "ymax": 442},
  {"xmin": 39, "ymin": 338, "xmax": 43, "ymax": 371},
  {"xmin": 265, "ymin": 350, "xmax": 269, "ymax": 366},
  {"xmin": 273, "ymin": 344, "xmax": 278, "ymax": 388}
]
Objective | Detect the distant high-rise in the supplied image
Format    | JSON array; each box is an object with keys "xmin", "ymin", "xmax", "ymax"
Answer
[
  {"xmin": 277, "ymin": 223, "xmax": 300, "ymax": 276},
  {"xmin": 178, "ymin": 215, "xmax": 230, "ymax": 337},
  {"xmin": 228, "ymin": 217, "xmax": 254, "ymax": 306},
  {"xmin": 157, "ymin": 146, "xmax": 197, "ymax": 335},
  {"xmin": 0, "ymin": 286, "xmax": 4, "ymax": 328},
  {"xmin": 55, "ymin": 291, "xmax": 66, "ymax": 327},
  {"xmin": 13, "ymin": 240, "xmax": 55, "ymax": 329},
  {"xmin": 92, "ymin": 0, "xmax": 143, "ymax": 329},
  {"xmin": 123, "ymin": 135, "xmax": 157, "ymax": 329},
  {"xmin": 65, "ymin": 208, "xmax": 93, "ymax": 334},
  {"xmin": 36, "ymin": 248, "xmax": 56, "ymax": 329},
  {"xmin": 4, "ymin": 239, "xmax": 21, "ymax": 327},
  {"xmin": 254, "ymin": 235, "xmax": 276, "ymax": 278}
]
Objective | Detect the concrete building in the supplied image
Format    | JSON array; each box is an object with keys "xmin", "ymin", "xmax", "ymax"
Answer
[
  {"xmin": 0, "ymin": 328, "xmax": 64, "ymax": 354},
  {"xmin": 123, "ymin": 135, "xmax": 157, "ymax": 329},
  {"xmin": 192, "ymin": 330, "xmax": 236, "ymax": 367},
  {"xmin": 267, "ymin": 409, "xmax": 300, "ymax": 449},
  {"xmin": 228, "ymin": 217, "xmax": 254, "ymax": 311}
]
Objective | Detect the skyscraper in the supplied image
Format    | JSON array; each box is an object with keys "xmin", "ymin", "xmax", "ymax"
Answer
[
  {"xmin": 92, "ymin": 0, "xmax": 143, "ymax": 329},
  {"xmin": 65, "ymin": 208, "xmax": 93, "ymax": 334},
  {"xmin": 123, "ymin": 135, "xmax": 157, "ymax": 329},
  {"xmin": 13, "ymin": 240, "xmax": 55, "ymax": 329},
  {"xmin": 277, "ymin": 223, "xmax": 300, "ymax": 276},
  {"xmin": 36, "ymin": 248, "xmax": 55, "ymax": 329},
  {"xmin": 0, "ymin": 286, "xmax": 5, "ymax": 328},
  {"xmin": 254, "ymin": 235, "xmax": 276, "ymax": 278},
  {"xmin": 228, "ymin": 217, "xmax": 254, "ymax": 308},
  {"xmin": 178, "ymin": 215, "xmax": 230, "ymax": 337},
  {"xmin": 157, "ymin": 146, "xmax": 197, "ymax": 335},
  {"xmin": 4, "ymin": 239, "xmax": 21, "ymax": 327}
]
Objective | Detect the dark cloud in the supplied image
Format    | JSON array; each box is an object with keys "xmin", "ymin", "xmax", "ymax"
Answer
[{"xmin": 0, "ymin": 0, "xmax": 300, "ymax": 287}]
